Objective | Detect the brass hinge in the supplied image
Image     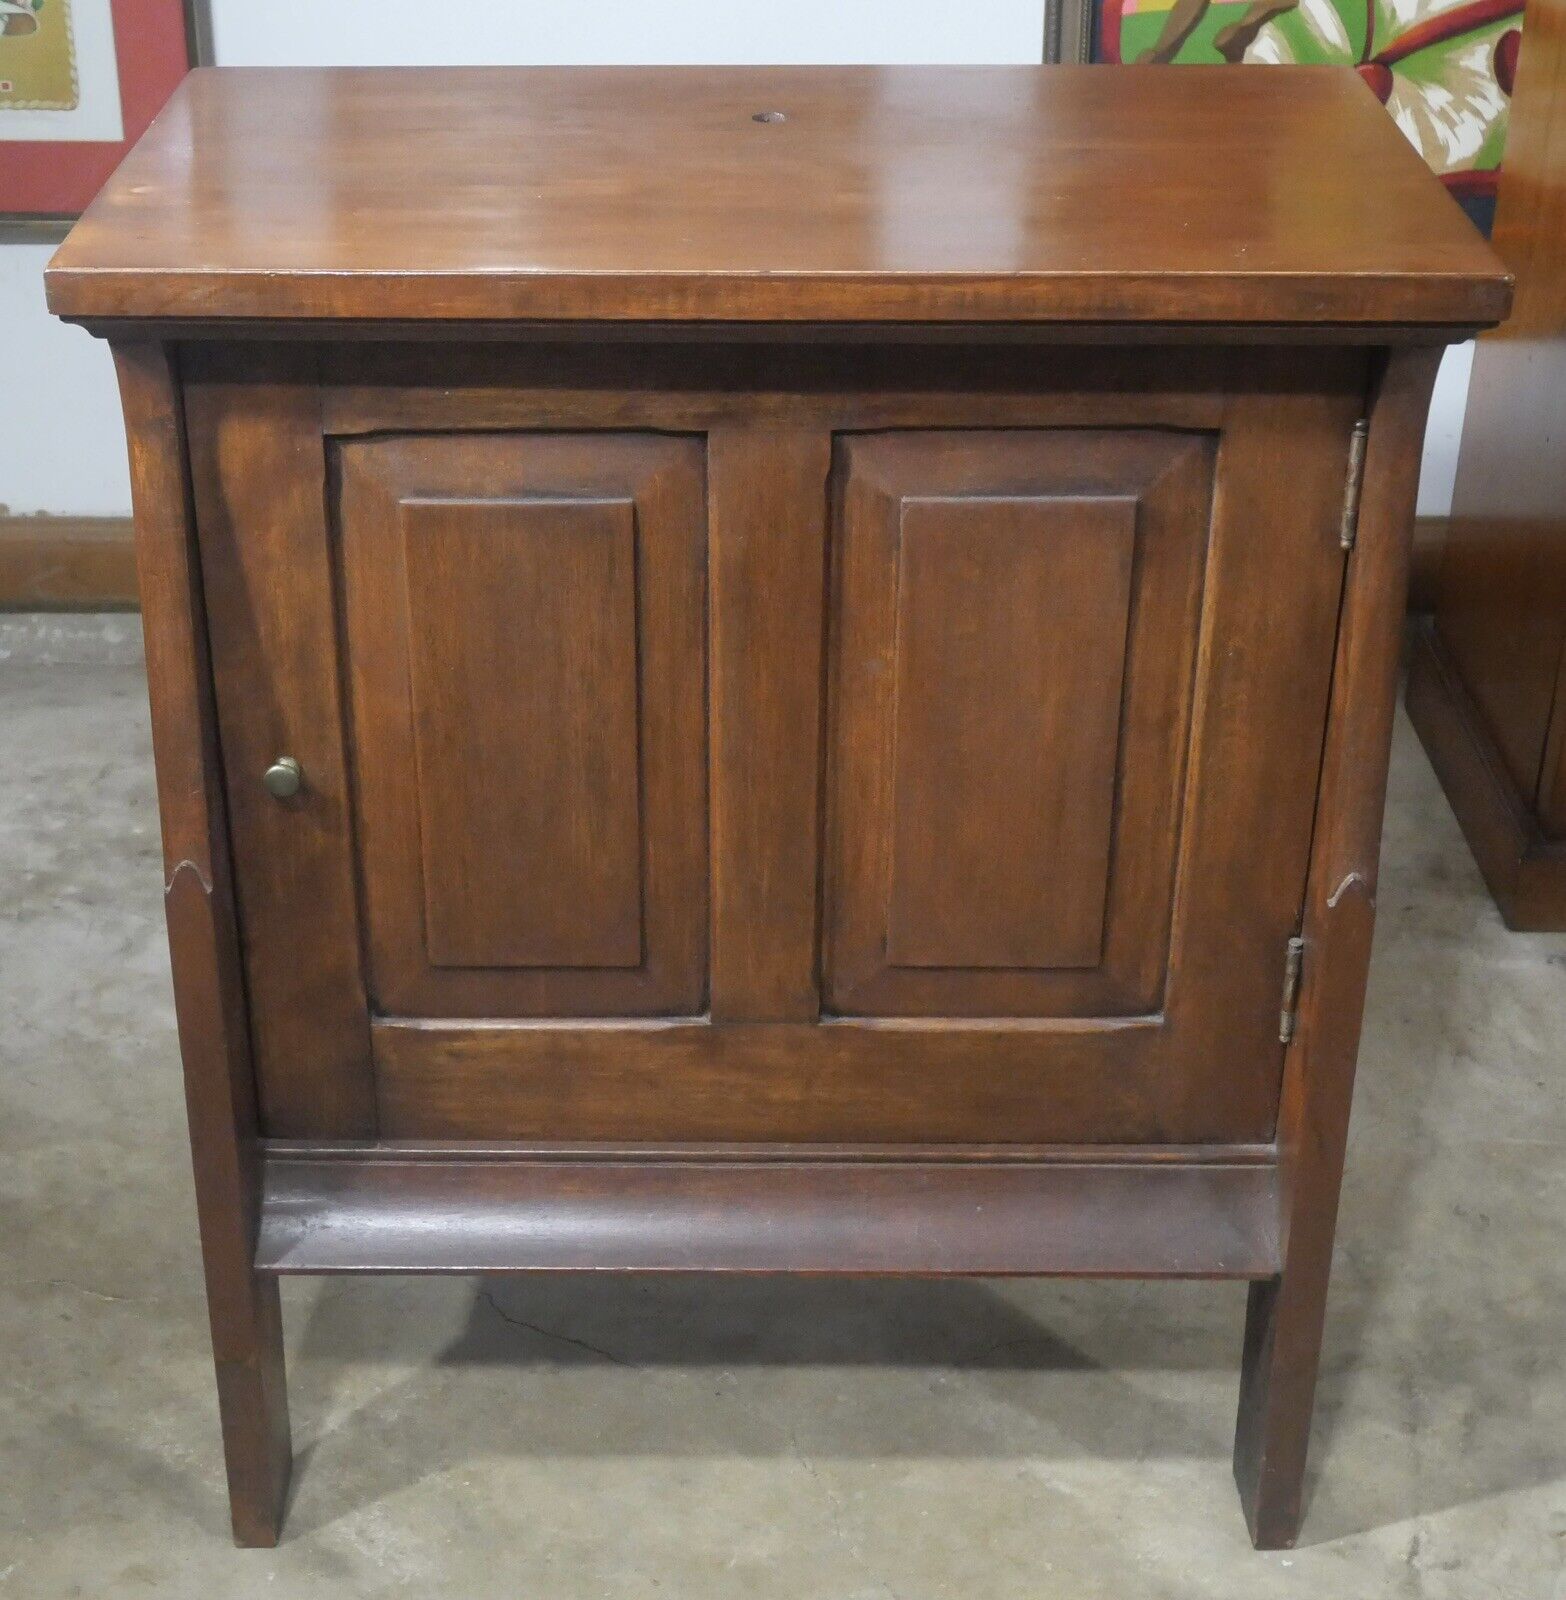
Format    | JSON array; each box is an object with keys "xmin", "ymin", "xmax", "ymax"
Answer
[
  {"xmin": 1338, "ymin": 419, "xmax": 1370, "ymax": 550},
  {"xmin": 1279, "ymin": 934, "xmax": 1305, "ymax": 1044}
]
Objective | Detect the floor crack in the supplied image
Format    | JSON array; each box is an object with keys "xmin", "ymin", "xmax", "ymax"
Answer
[
  {"xmin": 47, "ymin": 1277, "xmax": 145, "ymax": 1304},
  {"xmin": 478, "ymin": 1288, "xmax": 631, "ymax": 1366},
  {"xmin": 0, "ymin": 1274, "xmax": 169, "ymax": 1306},
  {"xmin": 787, "ymin": 1423, "xmax": 901, "ymax": 1596}
]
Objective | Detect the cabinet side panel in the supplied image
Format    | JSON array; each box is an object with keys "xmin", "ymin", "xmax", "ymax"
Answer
[
  {"xmin": 1435, "ymin": 519, "xmax": 1566, "ymax": 811},
  {"xmin": 112, "ymin": 341, "xmax": 292, "ymax": 1543},
  {"xmin": 1435, "ymin": 2, "xmax": 1566, "ymax": 827}
]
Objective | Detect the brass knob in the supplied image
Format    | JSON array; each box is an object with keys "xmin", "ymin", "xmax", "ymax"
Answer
[{"xmin": 263, "ymin": 757, "xmax": 302, "ymax": 799}]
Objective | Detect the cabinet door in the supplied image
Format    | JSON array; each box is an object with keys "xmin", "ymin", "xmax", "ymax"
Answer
[
  {"xmin": 193, "ymin": 398, "xmax": 711, "ymax": 1138},
  {"xmin": 807, "ymin": 417, "xmax": 1350, "ymax": 1142},
  {"xmin": 336, "ymin": 433, "xmax": 708, "ymax": 1018},
  {"xmin": 192, "ymin": 349, "xmax": 1358, "ymax": 1145}
]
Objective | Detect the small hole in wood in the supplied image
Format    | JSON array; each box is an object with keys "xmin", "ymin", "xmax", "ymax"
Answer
[{"xmin": 752, "ymin": 110, "xmax": 787, "ymax": 124}]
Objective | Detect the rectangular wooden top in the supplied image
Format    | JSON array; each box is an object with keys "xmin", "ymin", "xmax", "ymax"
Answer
[{"xmin": 46, "ymin": 65, "xmax": 1510, "ymax": 330}]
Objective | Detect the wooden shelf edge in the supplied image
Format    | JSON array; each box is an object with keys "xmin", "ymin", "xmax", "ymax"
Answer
[
  {"xmin": 61, "ymin": 315, "xmax": 1492, "ymax": 347},
  {"xmin": 254, "ymin": 1148, "xmax": 1281, "ymax": 1279},
  {"xmin": 1406, "ymin": 617, "xmax": 1566, "ymax": 930}
]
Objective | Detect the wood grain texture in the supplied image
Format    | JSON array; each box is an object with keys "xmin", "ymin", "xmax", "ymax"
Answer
[
  {"xmin": 76, "ymin": 317, "xmax": 1508, "ymax": 348},
  {"xmin": 708, "ymin": 429, "xmax": 831, "ymax": 1021},
  {"xmin": 400, "ymin": 494, "xmax": 644, "ymax": 971},
  {"xmin": 335, "ymin": 431, "xmax": 709, "ymax": 1017},
  {"xmin": 312, "ymin": 340, "xmax": 1312, "ymax": 434},
  {"xmin": 188, "ymin": 342, "xmax": 1367, "ymax": 1146},
  {"xmin": 254, "ymin": 1148, "xmax": 1282, "ymax": 1279},
  {"xmin": 46, "ymin": 66, "xmax": 1509, "ymax": 328},
  {"xmin": 373, "ymin": 1015, "xmax": 1173, "ymax": 1145},
  {"xmin": 112, "ymin": 342, "xmax": 291, "ymax": 1547},
  {"xmin": 826, "ymin": 429, "xmax": 1213, "ymax": 1016},
  {"xmin": 1234, "ymin": 347, "xmax": 1441, "ymax": 1550},
  {"xmin": 885, "ymin": 493, "xmax": 1135, "ymax": 971}
]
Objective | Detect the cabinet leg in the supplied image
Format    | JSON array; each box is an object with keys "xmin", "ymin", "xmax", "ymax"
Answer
[
  {"xmin": 1233, "ymin": 1265, "xmax": 1330, "ymax": 1548},
  {"xmin": 205, "ymin": 1271, "xmax": 292, "ymax": 1547}
]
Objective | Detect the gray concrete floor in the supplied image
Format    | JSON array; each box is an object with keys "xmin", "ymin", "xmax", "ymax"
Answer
[{"xmin": 2, "ymin": 612, "xmax": 1564, "ymax": 1599}]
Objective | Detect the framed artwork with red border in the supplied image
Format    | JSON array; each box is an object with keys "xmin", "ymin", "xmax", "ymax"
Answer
[{"xmin": 0, "ymin": 0, "xmax": 202, "ymax": 222}]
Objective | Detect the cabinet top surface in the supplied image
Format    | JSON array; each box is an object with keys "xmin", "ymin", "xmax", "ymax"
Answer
[{"xmin": 47, "ymin": 65, "xmax": 1508, "ymax": 330}]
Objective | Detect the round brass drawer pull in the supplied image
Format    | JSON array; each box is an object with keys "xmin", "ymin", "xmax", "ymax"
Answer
[{"xmin": 262, "ymin": 756, "xmax": 303, "ymax": 799}]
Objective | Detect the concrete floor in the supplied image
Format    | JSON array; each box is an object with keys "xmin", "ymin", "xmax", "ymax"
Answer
[{"xmin": 2, "ymin": 612, "xmax": 1564, "ymax": 1599}]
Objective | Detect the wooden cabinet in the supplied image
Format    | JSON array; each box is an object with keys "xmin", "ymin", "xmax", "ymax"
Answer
[
  {"xmin": 1407, "ymin": 0, "xmax": 1566, "ymax": 928},
  {"xmin": 46, "ymin": 65, "xmax": 1508, "ymax": 1551}
]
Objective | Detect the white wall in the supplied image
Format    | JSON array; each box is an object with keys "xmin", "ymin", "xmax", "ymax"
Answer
[
  {"xmin": 0, "ymin": 240, "xmax": 135, "ymax": 517},
  {"xmin": 210, "ymin": 0, "xmax": 1046, "ymax": 67},
  {"xmin": 2, "ymin": 0, "xmax": 1476, "ymax": 517},
  {"xmin": 1418, "ymin": 341, "xmax": 1474, "ymax": 516}
]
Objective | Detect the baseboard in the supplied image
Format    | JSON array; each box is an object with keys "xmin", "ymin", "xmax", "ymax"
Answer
[
  {"xmin": 0, "ymin": 515, "xmax": 137, "ymax": 610},
  {"xmin": 1406, "ymin": 618, "xmax": 1566, "ymax": 930}
]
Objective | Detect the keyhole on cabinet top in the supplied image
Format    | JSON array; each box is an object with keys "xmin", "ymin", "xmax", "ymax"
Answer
[{"xmin": 752, "ymin": 110, "xmax": 787, "ymax": 123}]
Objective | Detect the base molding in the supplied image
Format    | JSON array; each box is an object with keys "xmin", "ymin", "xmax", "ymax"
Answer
[
  {"xmin": 255, "ymin": 1145, "xmax": 1282, "ymax": 1279},
  {"xmin": 0, "ymin": 514, "xmax": 136, "ymax": 609},
  {"xmin": 1406, "ymin": 618, "xmax": 1566, "ymax": 930}
]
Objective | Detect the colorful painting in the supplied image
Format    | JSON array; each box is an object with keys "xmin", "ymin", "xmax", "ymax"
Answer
[
  {"xmin": 0, "ymin": 0, "xmax": 78, "ymax": 111},
  {"xmin": 1096, "ymin": 0, "xmax": 1525, "ymax": 231},
  {"xmin": 0, "ymin": 0, "xmax": 193, "ymax": 220}
]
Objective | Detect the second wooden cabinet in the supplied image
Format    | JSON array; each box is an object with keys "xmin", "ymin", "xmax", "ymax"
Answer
[{"xmin": 187, "ymin": 341, "xmax": 1360, "ymax": 1150}]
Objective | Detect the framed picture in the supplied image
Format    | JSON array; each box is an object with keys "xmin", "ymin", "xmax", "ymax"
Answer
[
  {"xmin": 1085, "ymin": 0, "xmax": 1523, "ymax": 234},
  {"xmin": 0, "ymin": 0, "xmax": 204, "ymax": 223},
  {"xmin": 1046, "ymin": 0, "xmax": 1100, "ymax": 61}
]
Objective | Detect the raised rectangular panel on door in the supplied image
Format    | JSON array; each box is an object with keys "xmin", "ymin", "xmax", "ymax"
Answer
[
  {"xmin": 335, "ymin": 432, "xmax": 708, "ymax": 1019},
  {"xmin": 826, "ymin": 429, "xmax": 1213, "ymax": 1017}
]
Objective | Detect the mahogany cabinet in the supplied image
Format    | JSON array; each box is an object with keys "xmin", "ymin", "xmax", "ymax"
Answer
[
  {"xmin": 1408, "ymin": 0, "xmax": 1566, "ymax": 928},
  {"xmin": 45, "ymin": 65, "xmax": 1508, "ymax": 1550}
]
